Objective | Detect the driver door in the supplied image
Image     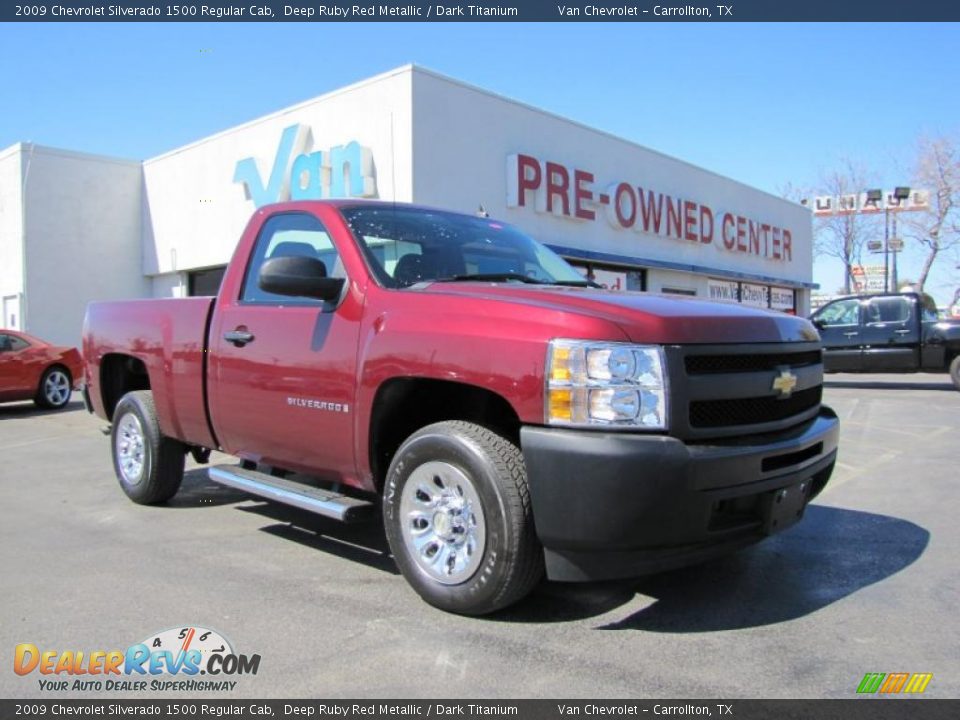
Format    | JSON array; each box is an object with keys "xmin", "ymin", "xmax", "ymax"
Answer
[{"xmin": 208, "ymin": 212, "xmax": 361, "ymax": 481}]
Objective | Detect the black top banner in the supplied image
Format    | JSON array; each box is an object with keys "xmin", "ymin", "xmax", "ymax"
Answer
[{"xmin": 3, "ymin": 0, "xmax": 960, "ymax": 22}]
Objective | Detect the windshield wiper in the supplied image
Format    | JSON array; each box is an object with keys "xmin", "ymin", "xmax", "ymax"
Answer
[
  {"xmin": 552, "ymin": 279, "xmax": 602, "ymax": 288},
  {"xmin": 438, "ymin": 273, "xmax": 598, "ymax": 287},
  {"xmin": 440, "ymin": 272, "xmax": 544, "ymax": 284}
]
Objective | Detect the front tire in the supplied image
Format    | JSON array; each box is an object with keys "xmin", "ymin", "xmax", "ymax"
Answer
[
  {"xmin": 35, "ymin": 366, "xmax": 72, "ymax": 409},
  {"xmin": 950, "ymin": 355, "xmax": 960, "ymax": 392},
  {"xmin": 111, "ymin": 390, "xmax": 185, "ymax": 504},
  {"xmin": 383, "ymin": 421, "xmax": 544, "ymax": 615}
]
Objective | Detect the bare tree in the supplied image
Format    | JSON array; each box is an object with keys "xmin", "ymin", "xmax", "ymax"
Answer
[
  {"xmin": 900, "ymin": 135, "xmax": 960, "ymax": 290},
  {"xmin": 949, "ymin": 255, "xmax": 960, "ymax": 312},
  {"xmin": 811, "ymin": 160, "xmax": 879, "ymax": 294}
]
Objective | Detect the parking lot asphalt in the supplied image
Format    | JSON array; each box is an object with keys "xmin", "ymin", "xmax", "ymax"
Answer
[{"xmin": 1, "ymin": 374, "xmax": 958, "ymax": 699}]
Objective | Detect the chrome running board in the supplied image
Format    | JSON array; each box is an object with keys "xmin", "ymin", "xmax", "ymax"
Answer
[{"xmin": 208, "ymin": 465, "xmax": 374, "ymax": 522}]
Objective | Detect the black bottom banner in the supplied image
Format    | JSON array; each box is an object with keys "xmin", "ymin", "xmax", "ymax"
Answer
[{"xmin": 1, "ymin": 700, "xmax": 957, "ymax": 720}]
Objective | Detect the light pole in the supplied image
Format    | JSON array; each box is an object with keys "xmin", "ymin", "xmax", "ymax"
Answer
[
  {"xmin": 866, "ymin": 186, "xmax": 911, "ymax": 292},
  {"xmin": 890, "ymin": 186, "xmax": 911, "ymax": 292}
]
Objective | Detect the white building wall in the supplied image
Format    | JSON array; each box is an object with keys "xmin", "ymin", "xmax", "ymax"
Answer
[
  {"xmin": 142, "ymin": 66, "xmax": 415, "ymax": 283},
  {"xmin": 409, "ymin": 68, "xmax": 812, "ymax": 308},
  {"xmin": 0, "ymin": 145, "xmax": 24, "ymax": 329},
  {"xmin": 22, "ymin": 146, "xmax": 146, "ymax": 346},
  {"xmin": 5, "ymin": 65, "xmax": 816, "ymax": 332}
]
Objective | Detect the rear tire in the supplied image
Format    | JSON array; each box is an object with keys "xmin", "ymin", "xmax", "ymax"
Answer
[
  {"xmin": 111, "ymin": 390, "xmax": 185, "ymax": 504},
  {"xmin": 382, "ymin": 421, "xmax": 544, "ymax": 615},
  {"xmin": 34, "ymin": 366, "xmax": 72, "ymax": 409},
  {"xmin": 950, "ymin": 355, "xmax": 960, "ymax": 392}
]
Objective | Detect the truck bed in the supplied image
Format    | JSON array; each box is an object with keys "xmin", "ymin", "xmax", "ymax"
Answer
[{"xmin": 83, "ymin": 297, "xmax": 217, "ymax": 449}]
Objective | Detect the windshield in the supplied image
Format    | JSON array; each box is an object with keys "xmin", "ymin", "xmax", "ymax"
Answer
[{"xmin": 339, "ymin": 205, "xmax": 588, "ymax": 288}]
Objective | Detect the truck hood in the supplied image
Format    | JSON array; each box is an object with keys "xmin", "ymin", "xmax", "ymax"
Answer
[{"xmin": 420, "ymin": 282, "xmax": 820, "ymax": 345}]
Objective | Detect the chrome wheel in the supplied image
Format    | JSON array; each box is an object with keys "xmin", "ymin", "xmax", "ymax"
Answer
[
  {"xmin": 43, "ymin": 370, "xmax": 71, "ymax": 407},
  {"xmin": 399, "ymin": 460, "xmax": 486, "ymax": 585},
  {"xmin": 116, "ymin": 413, "xmax": 146, "ymax": 486}
]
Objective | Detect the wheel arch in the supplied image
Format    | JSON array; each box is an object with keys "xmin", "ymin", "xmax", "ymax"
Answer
[
  {"xmin": 99, "ymin": 353, "xmax": 151, "ymax": 420},
  {"xmin": 368, "ymin": 378, "xmax": 521, "ymax": 492}
]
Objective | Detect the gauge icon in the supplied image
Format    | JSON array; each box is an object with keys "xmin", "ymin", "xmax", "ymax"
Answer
[{"xmin": 139, "ymin": 626, "xmax": 233, "ymax": 667}]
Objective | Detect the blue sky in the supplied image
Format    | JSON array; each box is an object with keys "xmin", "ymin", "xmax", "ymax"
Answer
[{"xmin": 1, "ymin": 22, "xmax": 957, "ymax": 304}]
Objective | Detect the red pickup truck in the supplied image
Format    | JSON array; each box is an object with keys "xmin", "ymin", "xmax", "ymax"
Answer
[{"xmin": 83, "ymin": 201, "xmax": 839, "ymax": 615}]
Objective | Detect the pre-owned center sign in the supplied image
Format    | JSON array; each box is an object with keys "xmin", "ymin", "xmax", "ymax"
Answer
[{"xmin": 506, "ymin": 154, "xmax": 794, "ymax": 264}]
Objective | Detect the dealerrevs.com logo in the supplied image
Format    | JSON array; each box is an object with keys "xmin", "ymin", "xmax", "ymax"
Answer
[{"xmin": 14, "ymin": 626, "xmax": 260, "ymax": 692}]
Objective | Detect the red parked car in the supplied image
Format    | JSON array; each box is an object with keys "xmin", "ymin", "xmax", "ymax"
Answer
[{"xmin": 0, "ymin": 330, "xmax": 82, "ymax": 409}]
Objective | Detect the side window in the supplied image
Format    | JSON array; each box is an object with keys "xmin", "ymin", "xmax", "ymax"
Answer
[
  {"xmin": 865, "ymin": 297, "xmax": 911, "ymax": 325},
  {"xmin": 0, "ymin": 334, "xmax": 28, "ymax": 352},
  {"xmin": 817, "ymin": 298, "xmax": 861, "ymax": 327},
  {"xmin": 240, "ymin": 213, "xmax": 345, "ymax": 304}
]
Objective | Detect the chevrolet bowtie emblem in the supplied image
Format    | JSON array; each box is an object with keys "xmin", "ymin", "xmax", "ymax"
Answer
[{"xmin": 772, "ymin": 369, "xmax": 798, "ymax": 398}]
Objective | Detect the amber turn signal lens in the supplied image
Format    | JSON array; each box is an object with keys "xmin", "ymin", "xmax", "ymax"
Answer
[
  {"xmin": 547, "ymin": 388, "xmax": 572, "ymax": 421},
  {"xmin": 549, "ymin": 346, "xmax": 571, "ymax": 382}
]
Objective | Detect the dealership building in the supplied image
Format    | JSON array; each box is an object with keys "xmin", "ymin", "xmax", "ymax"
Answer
[{"xmin": 0, "ymin": 65, "xmax": 815, "ymax": 347}]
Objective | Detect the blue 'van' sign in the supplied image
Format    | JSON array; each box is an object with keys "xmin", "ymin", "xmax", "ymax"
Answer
[{"xmin": 234, "ymin": 124, "xmax": 377, "ymax": 207}]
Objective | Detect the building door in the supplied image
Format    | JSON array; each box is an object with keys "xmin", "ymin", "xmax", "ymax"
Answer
[{"xmin": 2, "ymin": 295, "xmax": 20, "ymax": 330}]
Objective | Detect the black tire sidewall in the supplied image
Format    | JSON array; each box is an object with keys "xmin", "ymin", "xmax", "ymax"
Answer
[
  {"xmin": 110, "ymin": 391, "xmax": 183, "ymax": 504},
  {"xmin": 950, "ymin": 355, "xmax": 960, "ymax": 391},
  {"xmin": 383, "ymin": 426, "xmax": 518, "ymax": 615},
  {"xmin": 111, "ymin": 393, "xmax": 158, "ymax": 503}
]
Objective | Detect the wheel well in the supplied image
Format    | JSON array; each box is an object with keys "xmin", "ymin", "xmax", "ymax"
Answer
[
  {"xmin": 100, "ymin": 354, "xmax": 150, "ymax": 420},
  {"xmin": 369, "ymin": 378, "xmax": 521, "ymax": 490}
]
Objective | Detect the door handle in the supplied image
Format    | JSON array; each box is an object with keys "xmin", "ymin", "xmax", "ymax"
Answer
[
  {"xmin": 843, "ymin": 331, "xmax": 859, "ymax": 337},
  {"xmin": 224, "ymin": 329, "xmax": 255, "ymax": 347},
  {"xmin": 894, "ymin": 329, "xmax": 911, "ymax": 335}
]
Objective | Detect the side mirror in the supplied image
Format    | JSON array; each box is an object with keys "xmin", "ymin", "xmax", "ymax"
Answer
[
  {"xmin": 811, "ymin": 318, "xmax": 825, "ymax": 330},
  {"xmin": 258, "ymin": 256, "xmax": 345, "ymax": 302}
]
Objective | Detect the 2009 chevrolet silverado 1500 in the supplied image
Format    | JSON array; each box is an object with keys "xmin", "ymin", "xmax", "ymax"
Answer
[
  {"xmin": 811, "ymin": 292, "xmax": 960, "ymax": 390},
  {"xmin": 83, "ymin": 201, "xmax": 839, "ymax": 615}
]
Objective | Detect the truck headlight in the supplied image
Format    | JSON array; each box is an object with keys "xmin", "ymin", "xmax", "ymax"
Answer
[{"xmin": 546, "ymin": 340, "xmax": 668, "ymax": 429}]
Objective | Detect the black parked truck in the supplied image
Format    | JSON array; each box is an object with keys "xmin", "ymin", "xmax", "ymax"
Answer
[{"xmin": 810, "ymin": 292, "xmax": 960, "ymax": 390}]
